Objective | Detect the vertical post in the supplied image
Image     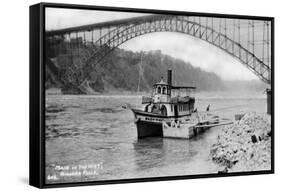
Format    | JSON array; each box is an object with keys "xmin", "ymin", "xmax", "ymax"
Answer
[
  {"xmin": 76, "ymin": 32, "xmax": 79, "ymax": 56},
  {"xmin": 193, "ymin": 17, "xmax": 196, "ymax": 35},
  {"xmin": 181, "ymin": 16, "xmax": 184, "ymax": 32},
  {"xmin": 59, "ymin": 35, "xmax": 64, "ymax": 54},
  {"xmin": 233, "ymin": 19, "xmax": 235, "ymax": 54},
  {"xmin": 247, "ymin": 20, "xmax": 250, "ymax": 63},
  {"xmin": 252, "ymin": 20, "xmax": 255, "ymax": 68},
  {"xmin": 267, "ymin": 21, "xmax": 270, "ymax": 67},
  {"xmin": 83, "ymin": 31, "xmax": 86, "ymax": 45},
  {"xmin": 212, "ymin": 17, "xmax": 214, "ymax": 42},
  {"xmin": 224, "ymin": 18, "xmax": 227, "ymax": 49},
  {"xmin": 170, "ymin": 18, "xmax": 172, "ymax": 31},
  {"xmin": 205, "ymin": 17, "xmax": 208, "ymax": 40},
  {"xmin": 100, "ymin": 28, "xmax": 102, "ymax": 46},
  {"xmin": 219, "ymin": 18, "xmax": 221, "ymax": 45},
  {"xmin": 267, "ymin": 21, "xmax": 271, "ymax": 83},
  {"xmin": 262, "ymin": 21, "xmax": 265, "ymax": 63},
  {"xmin": 238, "ymin": 19, "xmax": 241, "ymax": 58},
  {"xmin": 175, "ymin": 16, "xmax": 178, "ymax": 32},
  {"xmin": 186, "ymin": 17, "xmax": 189, "ymax": 32},
  {"xmin": 199, "ymin": 16, "xmax": 201, "ymax": 37},
  {"xmin": 91, "ymin": 30, "xmax": 94, "ymax": 45},
  {"xmin": 52, "ymin": 36, "xmax": 56, "ymax": 55},
  {"xmin": 69, "ymin": 33, "xmax": 73, "ymax": 66},
  {"xmin": 63, "ymin": 34, "xmax": 67, "ymax": 53},
  {"xmin": 266, "ymin": 88, "xmax": 271, "ymax": 115},
  {"xmin": 252, "ymin": 20, "xmax": 255, "ymax": 55},
  {"xmin": 68, "ymin": 33, "xmax": 71, "ymax": 53}
]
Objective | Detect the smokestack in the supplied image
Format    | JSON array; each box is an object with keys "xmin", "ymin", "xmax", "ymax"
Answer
[{"xmin": 167, "ymin": 69, "xmax": 172, "ymax": 86}]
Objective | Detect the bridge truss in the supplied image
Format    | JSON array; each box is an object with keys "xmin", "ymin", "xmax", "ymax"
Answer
[{"xmin": 46, "ymin": 14, "xmax": 272, "ymax": 88}]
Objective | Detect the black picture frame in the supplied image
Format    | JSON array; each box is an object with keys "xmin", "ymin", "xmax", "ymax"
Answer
[{"xmin": 30, "ymin": 2, "xmax": 274, "ymax": 188}]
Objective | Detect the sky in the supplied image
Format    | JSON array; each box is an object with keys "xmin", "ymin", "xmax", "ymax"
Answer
[{"xmin": 46, "ymin": 8, "xmax": 259, "ymax": 81}]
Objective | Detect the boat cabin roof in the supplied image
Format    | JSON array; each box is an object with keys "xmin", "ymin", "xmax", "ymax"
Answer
[
  {"xmin": 153, "ymin": 79, "xmax": 168, "ymax": 86},
  {"xmin": 171, "ymin": 86, "xmax": 196, "ymax": 90},
  {"xmin": 153, "ymin": 80, "xmax": 196, "ymax": 90},
  {"xmin": 153, "ymin": 83, "xmax": 196, "ymax": 90}
]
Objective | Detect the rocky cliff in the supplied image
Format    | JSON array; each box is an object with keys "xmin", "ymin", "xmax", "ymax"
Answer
[{"xmin": 210, "ymin": 112, "xmax": 271, "ymax": 172}]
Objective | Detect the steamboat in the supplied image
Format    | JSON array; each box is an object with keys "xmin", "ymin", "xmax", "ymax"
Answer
[{"xmin": 131, "ymin": 69, "xmax": 232, "ymax": 139}]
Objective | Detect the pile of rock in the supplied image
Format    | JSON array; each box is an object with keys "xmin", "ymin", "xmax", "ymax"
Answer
[{"xmin": 210, "ymin": 112, "xmax": 271, "ymax": 172}]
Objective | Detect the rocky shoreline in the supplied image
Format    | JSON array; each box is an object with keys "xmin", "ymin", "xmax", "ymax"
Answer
[{"xmin": 210, "ymin": 112, "xmax": 271, "ymax": 173}]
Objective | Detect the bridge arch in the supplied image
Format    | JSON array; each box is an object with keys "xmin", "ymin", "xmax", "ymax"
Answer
[
  {"xmin": 46, "ymin": 15, "xmax": 271, "ymax": 87},
  {"xmin": 83, "ymin": 16, "xmax": 270, "ymax": 85}
]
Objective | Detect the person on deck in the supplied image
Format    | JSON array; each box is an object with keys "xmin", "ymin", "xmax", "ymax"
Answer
[{"xmin": 206, "ymin": 104, "xmax": 210, "ymax": 111}]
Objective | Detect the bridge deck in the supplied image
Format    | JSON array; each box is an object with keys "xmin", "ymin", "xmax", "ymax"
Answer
[{"xmin": 46, "ymin": 14, "xmax": 167, "ymax": 36}]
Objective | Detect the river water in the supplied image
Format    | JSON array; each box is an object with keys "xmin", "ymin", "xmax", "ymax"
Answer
[{"xmin": 45, "ymin": 93, "xmax": 266, "ymax": 184}]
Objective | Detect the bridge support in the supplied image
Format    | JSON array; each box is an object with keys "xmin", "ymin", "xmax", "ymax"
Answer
[{"xmin": 266, "ymin": 88, "xmax": 271, "ymax": 115}]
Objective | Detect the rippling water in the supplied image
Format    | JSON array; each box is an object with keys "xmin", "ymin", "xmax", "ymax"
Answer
[{"xmin": 45, "ymin": 93, "xmax": 266, "ymax": 184}]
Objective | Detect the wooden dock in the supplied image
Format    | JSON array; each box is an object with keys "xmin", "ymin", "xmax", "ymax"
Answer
[{"xmin": 162, "ymin": 113, "xmax": 233, "ymax": 139}]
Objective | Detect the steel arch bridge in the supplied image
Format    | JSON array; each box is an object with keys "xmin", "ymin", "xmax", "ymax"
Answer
[{"xmin": 46, "ymin": 14, "xmax": 272, "ymax": 88}]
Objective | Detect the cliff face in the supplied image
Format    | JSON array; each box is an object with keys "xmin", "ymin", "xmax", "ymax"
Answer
[{"xmin": 45, "ymin": 44, "xmax": 226, "ymax": 94}]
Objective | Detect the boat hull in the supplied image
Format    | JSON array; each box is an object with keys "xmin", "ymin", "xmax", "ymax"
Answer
[
  {"xmin": 131, "ymin": 108, "xmax": 230, "ymax": 139},
  {"xmin": 132, "ymin": 109, "xmax": 166, "ymax": 138},
  {"xmin": 135, "ymin": 120, "xmax": 163, "ymax": 138},
  {"xmin": 162, "ymin": 121, "xmax": 197, "ymax": 139}
]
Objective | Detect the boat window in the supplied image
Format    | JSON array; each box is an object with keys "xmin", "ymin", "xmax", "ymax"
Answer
[
  {"xmin": 174, "ymin": 105, "xmax": 178, "ymax": 116},
  {"xmin": 152, "ymin": 105, "xmax": 158, "ymax": 113},
  {"xmin": 171, "ymin": 105, "xmax": 173, "ymax": 112},
  {"xmin": 145, "ymin": 105, "xmax": 149, "ymax": 112},
  {"xmin": 162, "ymin": 87, "xmax": 166, "ymax": 94},
  {"xmin": 161, "ymin": 105, "xmax": 167, "ymax": 116},
  {"xmin": 157, "ymin": 86, "xmax": 161, "ymax": 94}
]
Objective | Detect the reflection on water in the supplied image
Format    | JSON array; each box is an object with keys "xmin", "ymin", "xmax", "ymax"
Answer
[
  {"xmin": 45, "ymin": 94, "xmax": 266, "ymax": 183},
  {"xmin": 133, "ymin": 138, "xmax": 165, "ymax": 170},
  {"xmin": 133, "ymin": 137, "xmax": 199, "ymax": 171}
]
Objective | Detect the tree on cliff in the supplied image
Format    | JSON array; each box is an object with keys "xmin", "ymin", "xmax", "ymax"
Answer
[{"xmin": 45, "ymin": 41, "xmax": 226, "ymax": 94}]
